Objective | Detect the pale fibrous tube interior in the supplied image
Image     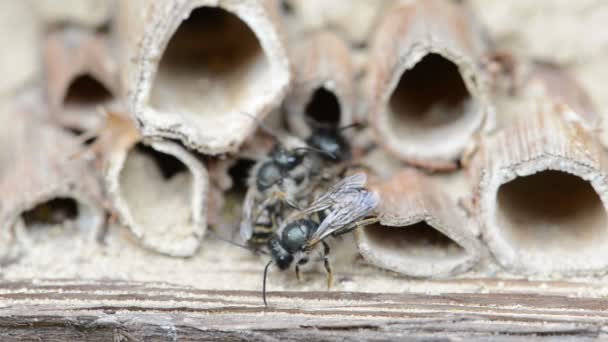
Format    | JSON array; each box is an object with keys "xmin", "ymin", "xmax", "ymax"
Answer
[
  {"xmin": 120, "ymin": 144, "xmax": 193, "ymax": 238},
  {"xmin": 387, "ymin": 53, "xmax": 477, "ymax": 154},
  {"xmin": 495, "ymin": 170, "xmax": 608, "ymax": 265},
  {"xmin": 364, "ymin": 221, "xmax": 467, "ymax": 263},
  {"xmin": 150, "ymin": 6, "xmax": 271, "ymax": 137}
]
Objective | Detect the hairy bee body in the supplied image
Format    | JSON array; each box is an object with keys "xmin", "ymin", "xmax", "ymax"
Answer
[{"xmin": 241, "ymin": 125, "xmax": 355, "ymax": 247}]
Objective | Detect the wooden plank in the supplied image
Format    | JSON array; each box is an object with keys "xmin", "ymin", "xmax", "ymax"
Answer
[{"xmin": 0, "ymin": 279, "xmax": 606, "ymax": 341}]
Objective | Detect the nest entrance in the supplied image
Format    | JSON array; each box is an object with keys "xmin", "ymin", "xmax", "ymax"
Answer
[
  {"xmin": 120, "ymin": 144, "xmax": 193, "ymax": 236},
  {"xmin": 61, "ymin": 74, "xmax": 113, "ymax": 131},
  {"xmin": 134, "ymin": 144, "xmax": 187, "ymax": 179},
  {"xmin": 364, "ymin": 221, "xmax": 466, "ymax": 262},
  {"xmin": 228, "ymin": 158, "xmax": 256, "ymax": 195},
  {"xmin": 496, "ymin": 171, "xmax": 608, "ymax": 264},
  {"xmin": 150, "ymin": 6, "xmax": 271, "ymax": 135},
  {"xmin": 387, "ymin": 53, "xmax": 477, "ymax": 153},
  {"xmin": 64, "ymin": 74, "xmax": 113, "ymax": 108},
  {"xmin": 305, "ymin": 87, "xmax": 341, "ymax": 126},
  {"xmin": 22, "ymin": 198, "xmax": 79, "ymax": 228}
]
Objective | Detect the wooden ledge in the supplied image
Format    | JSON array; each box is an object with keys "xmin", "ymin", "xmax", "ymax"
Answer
[{"xmin": 0, "ymin": 279, "xmax": 606, "ymax": 341}]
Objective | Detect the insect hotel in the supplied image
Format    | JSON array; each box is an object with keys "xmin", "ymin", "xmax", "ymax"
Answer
[{"xmin": 0, "ymin": 0, "xmax": 607, "ymax": 340}]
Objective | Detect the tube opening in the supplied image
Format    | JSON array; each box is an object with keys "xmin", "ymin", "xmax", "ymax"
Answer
[
  {"xmin": 22, "ymin": 198, "xmax": 79, "ymax": 228},
  {"xmin": 228, "ymin": 158, "xmax": 256, "ymax": 196},
  {"xmin": 221, "ymin": 158, "xmax": 256, "ymax": 224},
  {"xmin": 496, "ymin": 170, "xmax": 608, "ymax": 261},
  {"xmin": 150, "ymin": 6, "xmax": 271, "ymax": 134},
  {"xmin": 64, "ymin": 74, "xmax": 113, "ymax": 108},
  {"xmin": 387, "ymin": 53, "xmax": 476, "ymax": 151},
  {"xmin": 134, "ymin": 143, "xmax": 187, "ymax": 179},
  {"xmin": 120, "ymin": 144, "xmax": 194, "ymax": 233},
  {"xmin": 305, "ymin": 87, "xmax": 341, "ymax": 127},
  {"xmin": 364, "ymin": 221, "xmax": 465, "ymax": 261}
]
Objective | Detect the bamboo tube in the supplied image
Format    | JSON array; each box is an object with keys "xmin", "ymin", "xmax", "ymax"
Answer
[
  {"xmin": 486, "ymin": 54, "xmax": 598, "ymax": 130},
  {"xmin": 284, "ymin": 31, "xmax": 355, "ymax": 136},
  {"xmin": 0, "ymin": 105, "xmax": 105, "ymax": 261},
  {"xmin": 117, "ymin": 0, "xmax": 290, "ymax": 154},
  {"xmin": 514, "ymin": 61, "xmax": 598, "ymax": 131},
  {"xmin": 475, "ymin": 105, "xmax": 608, "ymax": 275},
  {"xmin": 366, "ymin": 0, "xmax": 491, "ymax": 169},
  {"xmin": 100, "ymin": 112, "xmax": 209, "ymax": 257},
  {"xmin": 44, "ymin": 27, "xmax": 119, "ymax": 132},
  {"xmin": 356, "ymin": 169, "xmax": 481, "ymax": 277}
]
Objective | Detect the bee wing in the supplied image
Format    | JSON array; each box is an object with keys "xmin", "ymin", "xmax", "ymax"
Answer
[
  {"xmin": 239, "ymin": 189, "xmax": 257, "ymax": 241},
  {"xmin": 301, "ymin": 172, "xmax": 368, "ymax": 214},
  {"xmin": 304, "ymin": 190, "xmax": 380, "ymax": 249}
]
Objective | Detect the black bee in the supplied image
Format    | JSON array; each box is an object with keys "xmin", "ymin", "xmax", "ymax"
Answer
[
  {"xmin": 262, "ymin": 172, "xmax": 380, "ymax": 306},
  {"xmin": 240, "ymin": 135, "xmax": 335, "ymax": 246},
  {"xmin": 240, "ymin": 114, "xmax": 359, "ymax": 247}
]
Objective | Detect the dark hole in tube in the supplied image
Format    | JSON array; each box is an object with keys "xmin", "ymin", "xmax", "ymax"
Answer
[
  {"xmin": 157, "ymin": 7, "xmax": 262, "ymax": 76},
  {"xmin": 389, "ymin": 53, "xmax": 470, "ymax": 129},
  {"xmin": 22, "ymin": 198, "xmax": 79, "ymax": 226},
  {"xmin": 305, "ymin": 87, "xmax": 341, "ymax": 127},
  {"xmin": 150, "ymin": 6, "xmax": 267, "ymax": 127},
  {"xmin": 64, "ymin": 74, "xmax": 113, "ymax": 107},
  {"xmin": 228, "ymin": 159, "xmax": 256, "ymax": 195},
  {"xmin": 135, "ymin": 143, "xmax": 187, "ymax": 180},
  {"xmin": 496, "ymin": 171, "xmax": 608, "ymax": 251}
]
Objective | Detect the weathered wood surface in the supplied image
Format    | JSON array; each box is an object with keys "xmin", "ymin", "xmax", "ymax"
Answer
[{"xmin": 0, "ymin": 279, "xmax": 606, "ymax": 341}]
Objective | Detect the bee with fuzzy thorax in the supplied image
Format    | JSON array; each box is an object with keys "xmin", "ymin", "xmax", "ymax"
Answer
[
  {"xmin": 240, "ymin": 122, "xmax": 357, "ymax": 248},
  {"xmin": 262, "ymin": 172, "xmax": 380, "ymax": 306}
]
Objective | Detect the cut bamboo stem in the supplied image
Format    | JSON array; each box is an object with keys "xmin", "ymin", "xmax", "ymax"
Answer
[
  {"xmin": 366, "ymin": 0, "xmax": 491, "ymax": 169},
  {"xmin": 475, "ymin": 105, "xmax": 608, "ymax": 275},
  {"xmin": 0, "ymin": 107, "xmax": 105, "ymax": 261},
  {"xmin": 284, "ymin": 31, "xmax": 355, "ymax": 136},
  {"xmin": 356, "ymin": 169, "xmax": 481, "ymax": 277},
  {"xmin": 117, "ymin": 0, "xmax": 290, "ymax": 154},
  {"xmin": 104, "ymin": 129, "xmax": 209, "ymax": 257},
  {"xmin": 44, "ymin": 27, "xmax": 118, "ymax": 132}
]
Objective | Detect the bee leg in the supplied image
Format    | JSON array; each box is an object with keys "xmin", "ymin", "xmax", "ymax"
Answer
[
  {"xmin": 322, "ymin": 241, "xmax": 333, "ymax": 290},
  {"xmin": 295, "ymin": 257, "xmax": 309, "ymax": 283},
  {"xmin": 277, "ymin": 192, "xmax": 302, "ymax": 211}
]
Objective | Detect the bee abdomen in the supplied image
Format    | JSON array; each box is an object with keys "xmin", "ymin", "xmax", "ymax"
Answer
[{"xmin": 250, "ymin": 230, "xmax": 273, "ymax": 244}]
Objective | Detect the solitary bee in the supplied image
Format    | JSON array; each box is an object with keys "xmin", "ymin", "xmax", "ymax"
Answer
[
  {"xmin": 239, "ymin": 133, "xmax": 339, "ymax": 246},
  {"xmin": 262, "ymin": 172, "xmax": 380, "ymax": 306},
  {"xmin": 240, "ymin": 117, "xmax": 359, "ymax": 247}
]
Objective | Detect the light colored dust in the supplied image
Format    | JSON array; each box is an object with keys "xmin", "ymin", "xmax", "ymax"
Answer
[{"xmin": 2, "ymin": 1, "xmax": 608, "ymax": 298}]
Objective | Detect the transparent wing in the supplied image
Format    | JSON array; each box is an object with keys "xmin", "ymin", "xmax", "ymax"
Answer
[
  {"xmin": 304, "ymin": 190, "xmax": 380, "ymax": 249},
  {"xmin": 301, "ymin": 172, "xmax": 368, "ymax": 215},
  {"xmin": 239, "ymin": 189, "xmax": 257, "ymax": 241}
]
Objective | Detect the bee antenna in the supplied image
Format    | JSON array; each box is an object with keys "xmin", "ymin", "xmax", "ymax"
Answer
[
  {"xmin": 206, "ymin": 230, "xmax": 269, "ymax": 256},
  {"xmin": 294, "ymin": 146, "xmax": 336, "ymax": 160},
  {"xmin": 263, "ymin": 259, "xmax": 274, "ymax": 307},
  {"xmin": 240, "ymin": 111, "xmax": 281, "ymax": 144}
]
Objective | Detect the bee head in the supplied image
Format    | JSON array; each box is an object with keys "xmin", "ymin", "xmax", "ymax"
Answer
[
  {"xmin": 268, "ymin": 238, "xmax": 293, "ymax": 270},
  {"xmin": 306, "ymin": 127, "xmax": 351, "ymax": 162},
  {"xmin": 271, "ymin": 145, "xmax": 304, "ymax": 171},
  {"xmin": 281, "ymin": 219, "xmax": 317, "ymax": 254},
  {"xmin": 256, "ymin": 161, "xmax": 283, "ymax": 191}
]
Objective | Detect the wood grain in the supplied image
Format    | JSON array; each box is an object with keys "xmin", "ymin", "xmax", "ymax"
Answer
[{"xmin": 0, "ymin": 279, "xmax": 606, "ymax": 341}]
